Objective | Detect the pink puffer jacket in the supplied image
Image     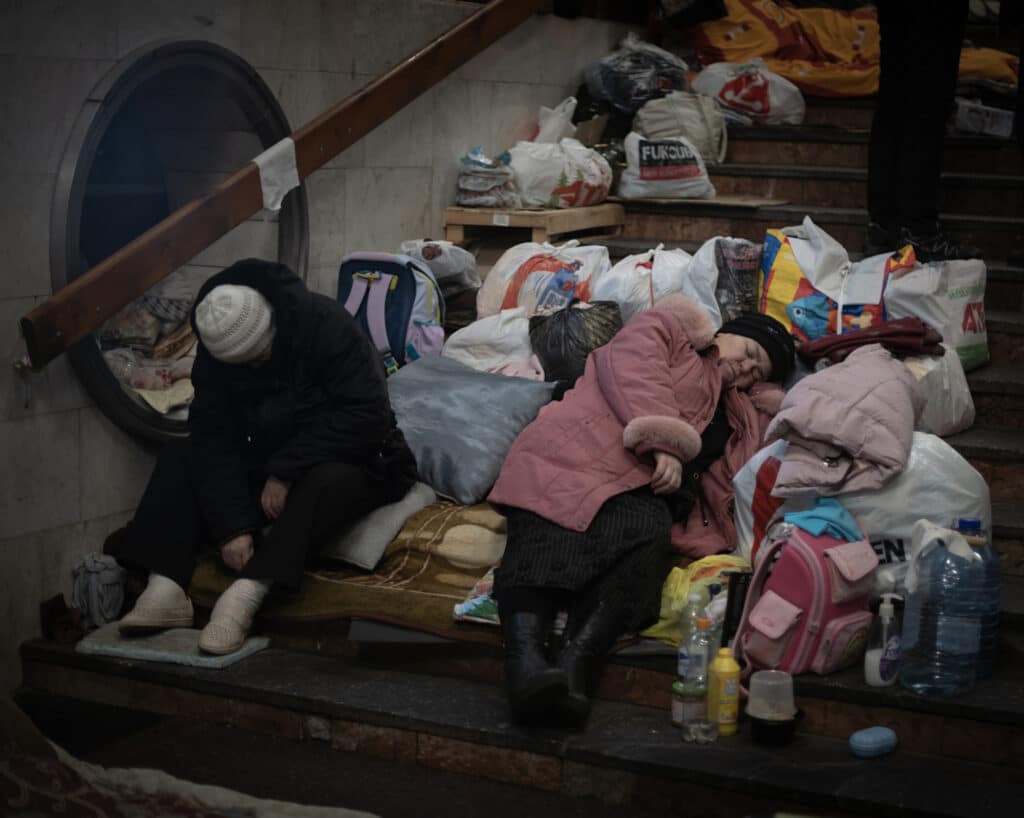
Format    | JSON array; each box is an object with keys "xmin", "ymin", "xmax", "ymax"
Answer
[
  {"xmin": 488, "ymin": 293, "xmax": 784, "ymax": 557},
  {"xmin": 765, "ymin": 343, "xmax": 922, "ymax": 497}
]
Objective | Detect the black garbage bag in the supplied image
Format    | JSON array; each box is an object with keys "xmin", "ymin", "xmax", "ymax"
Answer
[
  {"xmin": 583, "ymin": 34, "xmax": 688, "ymax": 115},
  {"xmin": 529, "ymin": 300, "xmax": 624, "ymax": 385}
]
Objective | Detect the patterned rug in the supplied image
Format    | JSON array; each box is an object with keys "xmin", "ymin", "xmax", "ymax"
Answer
[{"xmin": 0, "ymin": 700, "xmax": 375, "ymax": 817}]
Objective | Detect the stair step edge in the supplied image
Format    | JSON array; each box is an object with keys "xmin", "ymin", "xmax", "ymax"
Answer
[
  {"xmin": 710, "ymin": 164, "xmax": 1024, "ymax": 187},
  {"xmin": 621, "ymin": 200, "xmax": 1024, "ymax": 229},
  {"xmin": 947, "ymin": 426, "xmax": 1024, "ymax": 461},
  {"xmin": 727, "ymin": 125, "xmax": 1016, "ymax": 149},
  {"xmin": 18, "ymin": 636, "xmax": 1024, "ymax": 817},
  {"xmin": 968, "ymin": 365, "xmax": 1024, "ymax": 394}
]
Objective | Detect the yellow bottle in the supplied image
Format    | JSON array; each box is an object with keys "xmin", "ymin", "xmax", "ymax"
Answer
[{"xmin": 707, "ymin": 648, "xmax": 741, "ymax": 736}]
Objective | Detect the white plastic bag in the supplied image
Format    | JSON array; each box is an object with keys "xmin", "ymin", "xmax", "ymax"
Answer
[
  {"xmin": 399, "ymin": 239, "xmax": 480, "ymax": 297},
  {"xmin": 902, "ymin": 344, "xmax": 975, "ymax": 436},
  {"xmin": 535, "ymin": 96, "xmax": 577, "ymax": 143},
  {"xmin": 476, "ymin": 241, "xmax": 611, "ymax": 319},
  {"xmin": 592, "ymin": 244, "xmax": 721, "ymax": 326},
  {"xmin": 591, "ymin": 245, "xmax": 694, "ymax": 324},
  {"xmin": 734, "ymin": 433, "xmax": 991, "ymax": 571},
  {"xmin": 634, "ymin": 91, "xmax": 728, "ymax": 164},
  {"xmin": 443, "ymin": 308, "xmax": 533, "ymax": 372},
  {"xmin": 691, "ymin": 59, "xmax": 805, "ymax": 126},
  {"xmin": 617, "ymin": 131, "xmax": 715, "ymax": 200},
  {"xmin": 884, "ymin": 259, "xmax": 989, "ymax": 371},
  {"xmin": 508, "ymin": 138, "xmax": 612, "ymax": 209}
]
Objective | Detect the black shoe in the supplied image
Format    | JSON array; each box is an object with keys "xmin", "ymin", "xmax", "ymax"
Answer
[
  {"xmin": 554, "ymin": 601, "xmax": 628, "ymax": 727},
  {"xmin": 501, "ymin": 610, "xmax": 568, "ymax": 723},
  {"xmin": 899, "ymin": 225, "xmax": 981, "ymax": 263},
  {"xmin": 864, "ymin": 221, "xmax": 898, "ymax": 257}
]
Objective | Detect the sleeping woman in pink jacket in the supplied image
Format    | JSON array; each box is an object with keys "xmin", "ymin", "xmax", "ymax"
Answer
[{"xmin": 488, "ymin": 294, "xmax": 794, "ymax": 725}]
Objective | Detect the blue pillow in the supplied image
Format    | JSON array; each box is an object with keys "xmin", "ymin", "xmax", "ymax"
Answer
[{"xmin": 388, "ymin": 356, "xmax": 555, "ymax": 505}]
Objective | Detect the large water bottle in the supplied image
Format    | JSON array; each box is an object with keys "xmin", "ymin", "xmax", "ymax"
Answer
[
  {"xmin": 900, "ymin": 531, "xmax": 986, "ymax": 697},
  {"xmin": 957, "ymin": 518, "xmax": 1001, "ymax": 679}
]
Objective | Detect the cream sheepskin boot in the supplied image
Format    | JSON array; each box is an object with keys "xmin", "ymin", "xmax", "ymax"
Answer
[
  {"xmin": 119, "ymin": 573, "xmax": 194, "ymax": 633},
  {"xmin": 198, "ymin": 578, "xmax": 270, "ymax": 655}
]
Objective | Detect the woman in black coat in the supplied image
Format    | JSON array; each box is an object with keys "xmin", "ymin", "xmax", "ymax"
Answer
[{"xmin": 109, "ymin": 258, "xmax": 416, "ymax": 653}]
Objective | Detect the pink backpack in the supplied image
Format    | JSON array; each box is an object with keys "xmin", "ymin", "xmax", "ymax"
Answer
[{"xmin": 733, "ymin": 523, "xmax": 878, "ymax": 676}]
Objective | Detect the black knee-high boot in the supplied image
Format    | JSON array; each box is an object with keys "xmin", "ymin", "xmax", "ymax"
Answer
[
  {"xmin": 498, "ymin": 590, "xmax": 568, "ymax": 723},
  {"xmin": 555, "ymin": 599, "xmax": 628, "ymax": 726}
]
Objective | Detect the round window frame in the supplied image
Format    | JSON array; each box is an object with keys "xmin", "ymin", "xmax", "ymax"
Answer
[{"xmin": 51, "ymin": 39, "xmax": 309, "ymax": 444}]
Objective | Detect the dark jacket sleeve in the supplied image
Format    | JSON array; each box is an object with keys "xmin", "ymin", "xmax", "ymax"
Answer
[
  {"xmin": 188, "ymin": 349, "xmax": 263, "ymax": 544},
  {"xmin": 263, "ymin": 309, "xmax": 394, "ymax": 483}
]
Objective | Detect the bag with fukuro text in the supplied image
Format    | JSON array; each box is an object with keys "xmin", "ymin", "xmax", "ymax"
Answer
[{"xmin": 617, "ymin": 132, "xmax": 715, "ymax": 199}]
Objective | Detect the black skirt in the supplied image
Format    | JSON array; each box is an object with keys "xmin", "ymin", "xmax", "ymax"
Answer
[{"xmin": 495, "ymin": 488, "xmax": 674, "ymax": 633}]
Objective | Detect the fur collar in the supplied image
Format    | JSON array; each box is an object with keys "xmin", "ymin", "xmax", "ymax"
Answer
[{"xmin": 651, "ymin": 293, "xmax": 716, "ymax": 351}]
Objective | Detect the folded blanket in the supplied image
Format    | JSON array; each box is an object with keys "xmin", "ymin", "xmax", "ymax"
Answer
[{"xmin": 798, "ymin": 317, "xmax": 944, "ymax": 364}]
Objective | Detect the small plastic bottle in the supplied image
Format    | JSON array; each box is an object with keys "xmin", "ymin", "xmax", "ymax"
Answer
[
  {"xmin": 707, "ymin": 647, "xmax": 741, "ymax": 736},
  {"xmin": 676, "ymin": 592, "xmax": 704, "ymax": 679},
  {"xmin": 864, "ymin": 593, "xmax": 902, "ymax": 687},
  {"xmin": 681, "ymin": 617, "xmax": 717, "ymax": 743}
]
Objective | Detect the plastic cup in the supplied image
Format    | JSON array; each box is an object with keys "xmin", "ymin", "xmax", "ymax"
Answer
[{"xmin": 746, "ymin": 670, "xmax": 796, "ymax": 721}]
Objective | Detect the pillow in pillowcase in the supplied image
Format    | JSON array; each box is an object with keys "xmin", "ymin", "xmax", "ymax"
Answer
[{"xmin": 388, "ymin": 355, "xmax": 555, "ymax": 505}]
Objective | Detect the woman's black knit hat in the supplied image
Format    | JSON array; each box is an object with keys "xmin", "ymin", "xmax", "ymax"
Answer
[{"xmin": 718, "ymin": 312, "xmax": 796, "ymax": 384}]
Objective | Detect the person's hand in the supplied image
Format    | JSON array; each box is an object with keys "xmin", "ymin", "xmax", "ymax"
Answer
[
  {"xmin": 261, "ymin": 477, "xmax": 290, "ymax": 520},
  {"xmin": 221, "ymin": 533, "xmax": 254, "ymax": 573},
  {"xmin": 650, "ymin": 451, "xmax": 683, "ymax": 495}
]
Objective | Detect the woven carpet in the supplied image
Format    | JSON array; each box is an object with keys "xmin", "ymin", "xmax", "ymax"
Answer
[{"xmin": 190, "ymin": 502, "xmax": 507, "ymax": 646}]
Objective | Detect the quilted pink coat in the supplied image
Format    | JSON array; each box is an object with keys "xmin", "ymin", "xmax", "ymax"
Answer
[{"xmin": 488, "ymin": 294, "xmax": 784, "ymax": 558}]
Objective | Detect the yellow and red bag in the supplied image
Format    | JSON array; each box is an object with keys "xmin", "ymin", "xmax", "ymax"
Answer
[{"xmin": 758, "ymin": 228, "xmax": 916, "ymax": 342}]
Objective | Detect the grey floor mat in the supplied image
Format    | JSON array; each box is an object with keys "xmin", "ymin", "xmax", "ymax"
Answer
[{"xmin": 75, "ymin": 622, "xmax": 269, "ymax": 668}]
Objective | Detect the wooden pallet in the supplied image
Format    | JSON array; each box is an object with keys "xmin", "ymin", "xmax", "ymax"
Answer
[{"xmin": 443, "ymin": 203, "xmax": 625, "ymax": 244}]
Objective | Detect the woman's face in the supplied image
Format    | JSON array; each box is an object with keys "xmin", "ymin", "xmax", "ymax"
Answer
[{"xmin": 712, "ymin": 333, "xmax": 771, "ymax": 389}]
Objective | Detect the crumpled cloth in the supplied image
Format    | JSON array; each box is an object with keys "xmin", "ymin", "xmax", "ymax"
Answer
[
  {"xmin": 72, "ymin": 553, "xmax": 126, "ymax": 630},
  {"xmin": 798, "ymin": 317, "xmax": 944, "ymax": 364},
  {"xmin": 783, "ymin": 497, "xmax": 863, "ymax": 542}
]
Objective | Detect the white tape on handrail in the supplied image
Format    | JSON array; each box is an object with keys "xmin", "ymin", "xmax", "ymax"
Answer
[{"xmin": 252, "ymin": 137, "xmax": 299, "ymax": 211}]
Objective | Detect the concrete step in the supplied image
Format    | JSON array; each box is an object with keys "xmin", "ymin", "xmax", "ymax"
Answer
[
  {"xmin": 995, "ymin": 499, "xmax": 1024, "ymax": 577},
  {"xmin": 987, "ymin": 263, "xmax": 1024, "ymax": 313},
  {"xmin": 708, "ymin": 164, "xmax": 1024, "ymax": 217},
  {"xmin": 802, "ymin": 98, "xmax": 875, "ymax": 130},
  {"xmin": 988, "ymin": 309, "xmax": 1024, "ymax": 366},
  {"xmin": 18, "ymin": 640, "xmax": 1024, "ymax": 817},
  {"xmin": 725, "ymin": 126, "xmax": 1022, "ymax": 174},
  {"xmin": 946, "ymin": 426, "xmax": 1024, "ymax": 499},
  {"xmin": 969, "ymin": 365, "xmax": 1024, "ymax": 430},
  {"xmin": 619, "ymin": 200, "xmax": 1024, "ymax": 266}
]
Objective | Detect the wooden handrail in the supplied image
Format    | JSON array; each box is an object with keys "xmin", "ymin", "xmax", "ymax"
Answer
[{"xmin": 21, "ymin": 0, "xmax": 546, "ymax": 368}]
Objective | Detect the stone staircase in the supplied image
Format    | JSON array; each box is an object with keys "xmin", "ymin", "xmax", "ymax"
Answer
[{"xmin": 17, "ymin": 99, "xmax": 1024, "ymax": 817}]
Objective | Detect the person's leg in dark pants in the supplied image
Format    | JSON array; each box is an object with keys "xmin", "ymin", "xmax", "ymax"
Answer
[
  {"xmin": 866, "ymin": 0, "xmax": 911, "ymax": 249},
  {"xmin": 496, "ymin": 586, "xmax": 571, "ymax": 723},
  {"xmin": 896, "ymin": 0, "xmax": 969, "ymax": 236},
  {"xmin": 107, "ymin": 440, "xmax": 209, "ymax": 631},
  {"xmin": 555, "ymin": 509, "xmax": 674, "ymax": 725},
  {"xmin": 243, "ymin": 461, "xmax": 390, "ymax": 590},
  {"xmin": 199, "ymin": 461, "xmax": 393, "ymax": 654},
  {"xmin": 867, "ymin": 0, "xmax": 975, "ymax": 260}
]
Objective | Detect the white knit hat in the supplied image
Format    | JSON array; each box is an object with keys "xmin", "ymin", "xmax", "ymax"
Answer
[{"xmin": 194, "ymin": 284, "xmax": 275, "ymax": 363}]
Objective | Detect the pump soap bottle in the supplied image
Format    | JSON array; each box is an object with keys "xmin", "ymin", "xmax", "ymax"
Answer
[{"xmin": 864, "ymin": 593, "xmax": 902, "ymax": 687}]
